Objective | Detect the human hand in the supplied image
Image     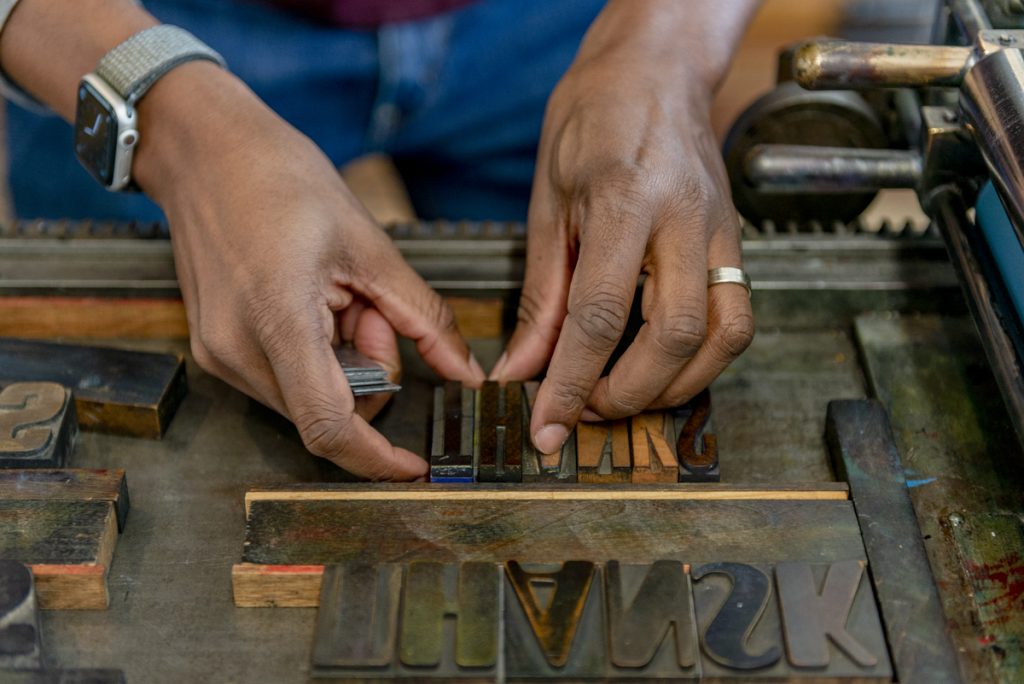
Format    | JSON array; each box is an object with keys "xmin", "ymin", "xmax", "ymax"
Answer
[
  {"xmin": 135, "ymin": 64, "xmax": 484, "ymax": 479},
  {"xmin": 490, "ymin": 0, "xmax": 756, "ymax": 455}
]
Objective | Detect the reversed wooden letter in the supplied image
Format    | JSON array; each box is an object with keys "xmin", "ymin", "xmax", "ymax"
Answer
[
  {"xmin": 505, "ymin": 560, "xmax": 595, "ymax": 667},
  {"xmin": 692, "ymin": 562, "xmax": 781, "ymax": 670},
  {"xmin": 0, "ymin": 382, "xmax": 75, "ymax": 468},
  {"xmin": 312, "ymin": 563, "xmax": 401, "ymax": 668},
  {"xmin": 630, "ymin": 414, "xmax": 680, "ymax": 483}
]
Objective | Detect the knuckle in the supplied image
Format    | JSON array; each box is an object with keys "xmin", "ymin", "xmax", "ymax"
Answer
[
  {"xmin": 654, "ymin": 312, "xmax": 707, "ymax": 360},
  {"xmin": 189, "ymin": 337, "xmax": 216, "ymax": 372},
  {"xmin": 547, "ymin": 378, "xmax": 590, "ymax": 415},
  {"xmin": 295, "ymin": 401, "xmax": 354, "ymax": 459},
  {"xmin": 569, "ymin": 286, "xmax": 631, "ymax": 351},
  {"xmin": 604, "ymin": 386, "xmax": 649, "ymax": 416},
  {"xmin": 711, "ymin": 310, "xmax": 755, "ymax": 360}
]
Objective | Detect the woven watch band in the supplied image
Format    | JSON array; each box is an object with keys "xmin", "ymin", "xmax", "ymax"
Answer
[{"xmin": 96, "ymin": 25, "xmax": 226, "ymax": 105}]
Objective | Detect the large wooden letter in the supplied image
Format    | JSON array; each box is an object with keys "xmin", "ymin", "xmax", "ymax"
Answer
[
  {"xmin": 478, "ymin": 382, "xmax": 523, "ymax": 482},
  {"xmin": 0, "ymin": 382, "xmax": 76, "ymax": 468},
  {"xmin": 505, "ymin": 560, "xmax": 595, "ymax": 667},
  {"xmin": 692, "ymin": 562, "xmax": 781, "ymax": 670},
  {"xmin": 312, "ymin": 562, "xmax": 402, "ymax": 668}
]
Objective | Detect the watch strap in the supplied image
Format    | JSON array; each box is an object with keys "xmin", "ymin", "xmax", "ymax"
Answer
[{"xmin": 96, "ymin": 25, "xmax": 225, "ymax": 106}]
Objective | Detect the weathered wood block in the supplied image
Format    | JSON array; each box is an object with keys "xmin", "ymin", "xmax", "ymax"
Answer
[
  {"xmin": 3, "ymin": 670, "xmax": 126, "ymax": 683},
  {"xmin": 429, "ymin": 383, "xmax": 473, "ymax": 482},
  {"xmin": 0, "ymin": 559, "xmax": 41, "ymax": 670},
  {"xmin": 522, "ymin": 381, "xmax": 577, "ymax": 483},
  {"xmin": 0, "ymin": 337, "xmax": 187, "ymax": 438},
  {"xmin": 0, "ymin": 500, "xmax": 119, "ymax": 609},
  {"xmin": 0, "ymin": 382, "xmax": 76, "ymax": 469},
  {"xmin": 477, "ymin": 381, "xmax": 522, "ymax": 482},
  {"xmin": 692, "ymin": 561, "xmax": 892, "ymax": 680},
  {"xmin": 672, "ymin": 389, "xmax": 719, "ymax": 483},
  {"xmin": 576, "ymin": 419, "xmax": 631, "ymax": 483},
  {"xmin": 0, "ymin": 469, "xmax": 130, "ymax": 532},
  {"xmin": 631, "ymin": 413, "xmax": 679, "ymax": 484}
]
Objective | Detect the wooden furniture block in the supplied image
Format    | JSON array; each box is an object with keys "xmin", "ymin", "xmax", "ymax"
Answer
[
  {"xmin": 0, "ymin": 338, "xmax": 187, "ymax": 438},
  {"xmin": 0, "ymin": 469, "xmax": 129, "ymax": 532},
  {"xmin": 307, "ymin": 560, "xmax": 890, "ymax": 680},
  {"xmin": 576, "ymin": 419, "xmax": 631, "ymax": 483},
  {"xmin": 233, "ymin": 483, "xmax": 852, "ymax": 607},
  {"xmin": 0, "ymin": 383, "xmax": 76, "ymax": 469},
  {"xmin": 0, "ymin": 471, "xmax": 129, "ymax": 610},
  {"xmin": 630, "ymin": 412, "xmax": 679, "ymax": 483},
  {"xmin": 0, "ymin": 560, "xmax": 41, "ymax": 670}
]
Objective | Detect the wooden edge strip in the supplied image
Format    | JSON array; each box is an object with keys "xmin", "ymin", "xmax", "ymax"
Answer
[
  {"xmin": 244, "ymin": 484, "xmax": 850, "ymax": 516},
  {"xmin": 232, "ymin": 563, "xmax": 324, "ymax": 608},
  {"xmin": 28, "ymin": 564, "xmax": 109, "ymax": 610}
]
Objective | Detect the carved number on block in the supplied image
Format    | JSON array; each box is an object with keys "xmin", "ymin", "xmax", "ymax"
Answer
[{"xmin": 0, "ymin": 382, "xmax": 67, "ymax": 455}]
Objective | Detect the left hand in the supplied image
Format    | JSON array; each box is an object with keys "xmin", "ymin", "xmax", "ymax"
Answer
[{"xmin": 490, "ymin": 2, "xmax": 755, "ymax": 455}]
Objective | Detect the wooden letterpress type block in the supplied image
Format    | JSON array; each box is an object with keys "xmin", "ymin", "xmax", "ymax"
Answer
[
  {"xmin": 775, "ymin": 561, "xmax": 892, "ymax": 678},
  {"xmin": 399, "ymin": 561, "xmax": 499, "ymax": 674},
  {"xmin": 504, "ymin": 560, "xmax": 607, "ymax": 679},
  {"xmin": 312, "ymin": 562, "xmax": 402, "ymax": 675},
  {"xmin": 605, "ymin": 561, "xmax": 701, "ymax": 679},
  {"xmin": 522, "ymin": 381, "xmax": 577, "ymax": 483},
  {"xmin": 477, "ymin": 381, "xmax": 522, "ymax": 482},
  {"xmin": 0, "ymin": 382, "xmax": 76, "ymax": 469},
  {"xmin": 576, "ymin": 420, "xmax": 631, "ymax": 483},
  {"xmin": 4, "ymin": 671, "xmax": 126, "ymax": 683},
  {"xmin": 672, "ymin": 389, "xmax": 719, "ymax": 483},
  {"xmin": 430, "ymin": 383, "xmax": 473, "ymax": 483},
  {"xmin": 630, "ymin": 413, "xmax": 679, "ymax": 484},
  {"xmin": 0, "ymin": 559, "xmax": 41, "ymax": 670}
]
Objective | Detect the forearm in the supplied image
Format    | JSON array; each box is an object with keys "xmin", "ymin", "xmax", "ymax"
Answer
[{"xmin": 578, "ymin": 0, "xmax": 760, "ymax": 97}]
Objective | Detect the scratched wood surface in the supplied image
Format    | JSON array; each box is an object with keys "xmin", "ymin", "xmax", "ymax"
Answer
[{"xmin": 0, "ymin": 469, "xmax": 130, "ymax": 531}]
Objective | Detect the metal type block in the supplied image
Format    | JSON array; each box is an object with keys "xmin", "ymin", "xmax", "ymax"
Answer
[
  {"xmin": 429, "ymin": 383, "xmax": 473, "ymax": 483},
  {"xmin": 399, "ymin": 561, "xmax": 499, "ymax": 669},
  {"xmin": 673, "ymin": 389, "xmax": 719, "ymax": 483},
  {"xmin": 826, "ymin": 398, "xmax": 962, "ymax": 683},
  {"xmin": 504, "ymin": 560, "xmax": 608, "ymax": 678},
  {"xmin": 0, "ymin": 382, "xmax": 76, "ymax": 469},
  {"xmin": 776, "ymin": 560, "xmax": 878, "ymax": 668},
  {"xmin": 312, "ymin": 562, "xmax": 402, "ymax": 670},
  {"xmin": 0, "ymin": 559, "xmax": 41, "ymax": 670},
  {"xmin": 522, "ymin": 381, "xmax": 577, "ymax": 483},
  {"xmin": 576, "ymin": 420, "xmax": 631, "ymax": 483},
  {"xmin": 477, "ymin": 381, "xmax": 522, "ymax": 482},
  {"xmin": 605, "ymin": 561, "xmax": 700, "ymax": 675},
  {"xmin": 630, "ymin": 413, "xmax": 679, "ymax": 484}
]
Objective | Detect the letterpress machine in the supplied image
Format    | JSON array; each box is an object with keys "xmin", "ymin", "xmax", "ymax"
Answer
[{"xmin": 1, "ymin": 0, "xmax": 1024, "ymax": 682}]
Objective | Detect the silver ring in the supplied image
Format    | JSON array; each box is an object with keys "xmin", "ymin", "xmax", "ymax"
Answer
[{"xmin": 707, "ymin": 267, "xmax": 751, "ymax": 295}]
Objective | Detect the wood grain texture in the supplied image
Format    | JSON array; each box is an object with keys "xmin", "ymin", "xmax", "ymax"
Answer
[
  {"xmin": 576, "ymin": 420, "xmax": 632, "ymax": 483},
  {"xmin": 0, "ymin": 297, "xmax": 189, "ymax": 339},
  {"xmin": 0, "ymin": 338, "xmax": 187, "ymax": 438},
  {"xmin": 0, "ymin": 469, "xmax": 129, "ymax": 532},
  {"xmin": 232, "ymin": 564, "xmax": 324, "ymax": 608},
  {"xmin": 0, "ymin": 500, "xmax": 117, "ymax": 609},
  {"xmin": 631, "ymin": 413, "xmax": 680, "ymax": 483},
  {"xmin": 235, "ymin": 496, "xmax": 865, "ymax": 607}
]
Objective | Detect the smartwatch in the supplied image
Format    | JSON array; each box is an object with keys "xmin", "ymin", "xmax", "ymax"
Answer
[{"xmin": 74, "ymin": 25, "xmax": 226, "ymax": 191}]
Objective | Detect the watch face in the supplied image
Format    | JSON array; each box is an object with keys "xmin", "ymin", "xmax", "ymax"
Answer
[{"xmin": 74, "ymin": 80, "xmax": 119, "ymax": 187}]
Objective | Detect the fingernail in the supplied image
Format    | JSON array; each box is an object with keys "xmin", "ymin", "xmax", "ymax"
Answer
[
  {"xmin": 580, "ymin": 408, "xmax": 603, "ymax": 422},
  {"xmin": 468, "ymin": 353, "xmax": 485, "ymax": 380},
  {"xmin": 489, "ymin": 351, "xmax": 509, "ymax": 380},
  {"xmin": 534, "ymin": 424, "xmax": 569, "ymax": 455}
]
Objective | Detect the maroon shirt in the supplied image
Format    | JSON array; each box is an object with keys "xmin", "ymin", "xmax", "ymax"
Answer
[{"xmin": 263, "ymin": 0, "xmax": 477, "ymax": 27}]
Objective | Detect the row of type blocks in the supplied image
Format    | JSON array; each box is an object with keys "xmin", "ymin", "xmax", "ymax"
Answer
[{"xmin": 430, "ymin": 381, "xmax": 718, "ymax": 483}]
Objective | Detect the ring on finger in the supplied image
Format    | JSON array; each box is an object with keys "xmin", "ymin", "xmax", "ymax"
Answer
[{"xmin": 707, "ymin": 267, "xmax": 751, "ymax": 296}]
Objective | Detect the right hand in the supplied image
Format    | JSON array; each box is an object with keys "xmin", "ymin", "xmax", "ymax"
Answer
[{"xmin": 135, "ymin": 63, "xmax": 484, "ymax": 480}]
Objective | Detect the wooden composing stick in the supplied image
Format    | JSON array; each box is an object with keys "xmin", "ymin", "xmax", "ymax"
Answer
[
  {"xmin": 477, "ymin": 381, "xmax": 522, "ymax": 482},
  {"xmin": 0, "ymin": 560, "xmax": 42, "ymax": 670},
  {"xmin": 232, "ymin": 483, "xmax": 852, "ymax": 607},
  {"xmin": 673, "ymin": 389, "xmax": 719, "ymax": 483},
  {"xmin": 429, "ymin": 382, "xmax": 473, "ymax": 483},
  {"xmin": 0, "ymin": 469, "xmax": 129, "ymax": 609},
  {"xmin": 0, "ymin": 337, "xmax": 187, "ymax": 438},
  {"xmin": 0, "ymin": 382, "xmax": 76, "ymax": 469},
  {"xmin": 522, "ymin": 381, "xmax": 577, "ymax": 483},
  {"xmin": 576, "ymin": 419, "xmax": 631, "ymax": 483},
  {"xmin": 630, "ymin": 413, "xmax": 679, "ymax": 484},
  {"xmin": 310, "ymin": 559, "xmax": 891, "ymax": 680}
]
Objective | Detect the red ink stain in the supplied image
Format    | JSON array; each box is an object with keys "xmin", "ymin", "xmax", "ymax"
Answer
[{"xmin": 965, "ymin": 552, "xmax": 1024, "ymax": 628}]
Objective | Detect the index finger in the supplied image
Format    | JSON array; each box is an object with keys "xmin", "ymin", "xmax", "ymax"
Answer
[{"xmin": 529, "ymin": 198, "xmax": 650, "ymax": 454}]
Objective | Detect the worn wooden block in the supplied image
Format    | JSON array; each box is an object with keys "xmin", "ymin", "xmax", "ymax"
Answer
[
  {"xmin": 0, "ymin": 500, "xmax": 118, "ymax": 609},
  {"xmin": 0, "ymin": 337, "xmax": 187, "ymax": 438},
  {"xmin": 0, "ymin": 382, "xmax": 76, "ymax": 469},
  {"xmin": 576, "ymin": 419, "xmax": 631, "ymax": 483},
  {"xmin": 312, "ymin": 561, "xmax": 501, "ymax": 679},
  {"xmin": 691, "ymin": 561, "xmax": 892, "ymax": 680},
  {"xmin": 233, "ymin": 484, "xmax": 857, "ymax": 607},
  {"xmin": 477, "ymin": 381, "xmax": 522, "ymax": 482},
  {"xmin": 631, "ymin": 413, "xmax": 679, "ymax": 484},
  {"xmin": 0, "ymin": 469, "xmax": 130, "ymax": 532},
  {"xmin": 671, "ymin": 389, "xmax": 719, "ymax": 483},
  {"xmin": 429, "ymin": 383, "xmax": 473, "ymax": 483},
  {"xmin": 521, "ymin": 381, "xmax": 577, "ymax": 483},
  {"xmin": 0, "ymin": 559, "xmax": 41, "ymax": 670},
  {"xmin": 3, "ymin": 670, "xmax": 126, "ymax": 683}
]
